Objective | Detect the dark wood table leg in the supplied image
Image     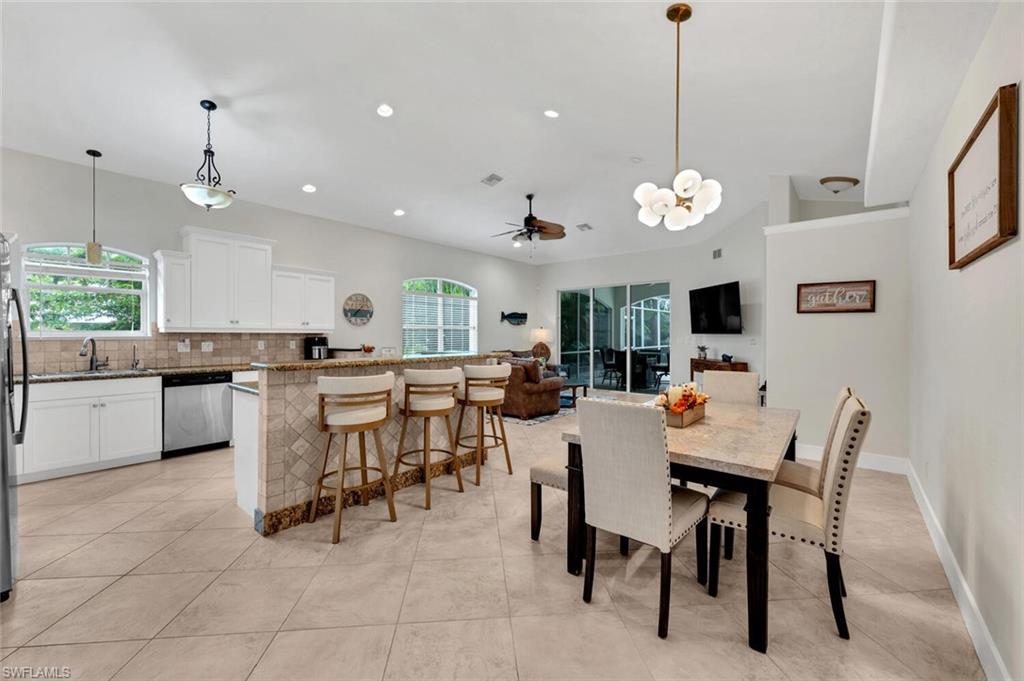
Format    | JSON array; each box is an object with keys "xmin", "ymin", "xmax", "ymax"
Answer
[
  {"xmin": 745, "ymin": 480, "xmax": 771, "ymax": 653},
  {"xmin": 784, "ymin": 433, "xmax": 797, "ymax": 461},
  {"xmin": 566, "ymin": 441, "xmax": 585, "ymax": 575}
]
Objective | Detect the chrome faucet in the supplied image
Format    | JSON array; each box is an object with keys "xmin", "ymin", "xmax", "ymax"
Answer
[{"xmin": 78, "ymin": 337, "xmax": 109, "ymax": 371}]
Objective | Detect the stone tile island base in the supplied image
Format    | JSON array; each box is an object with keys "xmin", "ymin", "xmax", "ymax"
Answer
[
  {"xmin": 259, "ymin": 449, "xmax": 488, "ymax": 535},
  {"xmin": 251, "ymin": 354, "xmax": 506, "ymax": 536}
]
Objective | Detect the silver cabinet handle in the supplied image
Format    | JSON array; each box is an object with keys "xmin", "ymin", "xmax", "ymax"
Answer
[
  {"xmin": 100, "ymin": 403, "xmax": 107, "ymax": 407},
  {"xmin": 92, "ymin": 403, "xmax": 98, "ymax": 408}
]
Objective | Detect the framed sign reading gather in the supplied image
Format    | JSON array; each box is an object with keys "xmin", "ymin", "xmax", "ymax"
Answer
[
  {"xmin": 947, "ymin": 83, "xmax": 1018, "ymax": 270},
  {"xmin": 797, "ymin": 280, "xmax": 876, "ymax": 314}
]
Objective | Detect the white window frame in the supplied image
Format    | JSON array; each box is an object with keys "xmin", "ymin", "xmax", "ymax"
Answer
[
  {"xmin": 401, "ymin": 277, "xmax": 478, "ymax": 357},
  {"xmin": 21, "ymin": 242, "xmax": 151, "ymax": 338},
  {"xmin": 622, "ymin": 295, "xmax": 671, "ymax": 350}
]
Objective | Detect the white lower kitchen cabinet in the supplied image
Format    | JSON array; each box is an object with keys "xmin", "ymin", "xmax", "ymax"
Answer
[{"xmin": 15, "ymin": 377, "xmax": 163, "ymax": 484}]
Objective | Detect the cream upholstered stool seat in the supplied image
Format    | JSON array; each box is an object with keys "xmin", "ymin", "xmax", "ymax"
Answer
[
  {"xmin": 455, "ymin": 363, "xmax": 513, "ymax": 486},
  {"xmin": 308, "ymin": 372, "xmax": 398, "ymax": 544},
  {"xmin": 529, "ymin": 456, "xmax": 567, "ymax": 541},
  {"xmin": 774, "ymin": 386, "xmax": 853, "ymax": 497},
  {"xmin": 577, "ymin": 398, "xmax": 709, "ymax": 639},
  {"xmin": 706, "ymin": 394, "xmax": 872, "ymax": 640},
  {"xmin": 393, "ymin": 367, "xmax": 464, "ymax": 510}
]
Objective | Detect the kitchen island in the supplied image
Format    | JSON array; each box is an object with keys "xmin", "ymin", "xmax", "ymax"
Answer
[{"xmin": 238, "ymin": 353, "xmax": 505, "ymax": 534}]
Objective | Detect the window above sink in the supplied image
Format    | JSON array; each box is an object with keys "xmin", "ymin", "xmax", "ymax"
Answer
[{"xmin": 22, "ymin": 243, "xmax": 150, "ymax": 338}]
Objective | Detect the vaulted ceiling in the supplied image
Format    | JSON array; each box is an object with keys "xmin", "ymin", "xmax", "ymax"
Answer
[{"xmin": 1, "ymin": 2, "xmax": 917, "ymax": 263}]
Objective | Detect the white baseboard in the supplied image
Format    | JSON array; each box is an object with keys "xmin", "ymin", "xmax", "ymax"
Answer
[
  {"xmin": 907, "ymin": 465, "xmax": 1012, "ymax": 681},
  {"xmin": 796, "ymin": 443, "xmax": 1010, "ymax": 679},
  {"xmin": 793, "ymin": 443, "xmax": 910, "ymax": 475}
]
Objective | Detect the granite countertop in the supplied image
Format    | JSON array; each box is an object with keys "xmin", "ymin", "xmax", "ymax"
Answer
[
  {"xmin": 228, "ymin": 381, "xmax": 259, "ymax": 396},
  {"xmin": 252, "ymin": 352, "xmax": 510, "ymax": 371},
  {"xmin": 22, "ymin": 363, "xmax": 256, "ymax": 384}
]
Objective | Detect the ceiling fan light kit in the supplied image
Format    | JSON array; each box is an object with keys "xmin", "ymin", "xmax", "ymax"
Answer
[
  {"xmin": 633, "ymin": 3, "xmax": 722, "ymax": 231},
  {"xmin": 180, "ymin": 99, "xmax": 236, "ymax": 211}
]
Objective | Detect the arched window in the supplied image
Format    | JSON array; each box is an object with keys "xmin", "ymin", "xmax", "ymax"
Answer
[
  {"xmin": 402, "ymin": 277, "xmax": 477, "ymax": 356},
  {"xmin": 22, "ymin": 243, "xmax": 149, "ymax": 336}
]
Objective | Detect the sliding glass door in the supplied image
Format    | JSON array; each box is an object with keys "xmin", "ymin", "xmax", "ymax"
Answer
[
  {"xmin": 558, "ymin": 289, "xmax": 591, "ymax": 385},
  {"xmin": 558, "ymin": 281, "xmax": 670, "ymax": 393}
]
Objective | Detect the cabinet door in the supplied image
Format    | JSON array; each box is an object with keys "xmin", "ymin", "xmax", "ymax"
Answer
[
  {"xmin": 23, "ymin": 397, "xmax": 99, "ymax": 473},
  {"xmin": 189, "ymin": 235, "xmax": 233, "ymax": 328},
  {"xmin": 271, "ymin": 270, "xmax": 305, "ymax": 330},
  {"xmin": 304, "ymin": 274, "xmax": 336, "ymax": 330},
  {"xmin": 159, "ymin": 255, "xmax": 191, "ymax": 330},
  {"xmin": 99, "ymin": 393, "xmax": 161, "ymax": 461},
  {"xmin": 233, "ymin": 242, "xmax": 272, "ymax": 328}
]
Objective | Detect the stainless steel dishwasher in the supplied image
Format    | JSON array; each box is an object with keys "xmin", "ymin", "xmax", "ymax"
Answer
[{"xmin": 162, "ymin": 371, "xmax": 232, "ymax": 456}]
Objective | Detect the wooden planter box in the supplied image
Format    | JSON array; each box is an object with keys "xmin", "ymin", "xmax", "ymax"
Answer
[{"xmin": 666, "ymin": 404, "xmax": 705, "ymax": 428}]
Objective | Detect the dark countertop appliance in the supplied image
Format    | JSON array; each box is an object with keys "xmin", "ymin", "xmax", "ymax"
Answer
[{"xmin": 304, "ymin": 336, "xmax": 328, "ymax": 360}]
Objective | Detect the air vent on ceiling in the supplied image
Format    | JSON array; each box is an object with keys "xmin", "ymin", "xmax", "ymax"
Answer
[
  {"xmin": 480, "ymin": 173, "xmax": 503, "ymax": 187},
  {"xmin": 712, "ymin": 248, "xmax": 722, "ymax": 260},
  {"xmin": 576, "ymin": 223, "xmax": 594, "ymax": 232}
]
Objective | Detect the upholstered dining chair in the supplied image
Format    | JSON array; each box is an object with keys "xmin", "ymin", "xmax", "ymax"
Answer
[
  {"xmin": 702, "ymin": 370, "xmax": 760, "ymax": 405},
  {"xmin": 706, "ymin": 395, "xmax": 872, "ymax": 639},
  {"xmin": 529, "ymin": 456, "xmax": 566, "ymax": 541},
  {"xmin": 774, "ymin": 386, "xmax": 853, "ymax": 497},
  {"xmin": 577, "ymin": 398, "xmax": 709, "ymax": 639}
]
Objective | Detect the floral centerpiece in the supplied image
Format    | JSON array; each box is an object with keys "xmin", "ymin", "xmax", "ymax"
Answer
[{"xmin": 654, "ymin": 382, "xmax": 710, "ymax": 428}]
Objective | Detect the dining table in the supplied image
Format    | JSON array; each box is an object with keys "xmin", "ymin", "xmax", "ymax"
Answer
[{"xmin": 560, "ymin": 400, "xmax": 799, "ymax": 653}]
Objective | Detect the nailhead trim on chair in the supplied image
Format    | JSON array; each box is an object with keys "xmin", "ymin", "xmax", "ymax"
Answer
[{"xmin": 708, "ymin": 514, "xmax": 827, "ymax": 548}]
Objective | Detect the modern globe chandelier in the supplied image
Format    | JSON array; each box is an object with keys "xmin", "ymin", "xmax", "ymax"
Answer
[{"xmin": 633, "ymin": 3, "xmax": 722, "ymax": 231}]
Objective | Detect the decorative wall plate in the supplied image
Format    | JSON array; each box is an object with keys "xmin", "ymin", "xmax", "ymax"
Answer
[{"xmin": 343, "ymin": 293, "xmax": 373, "ymax": 326}]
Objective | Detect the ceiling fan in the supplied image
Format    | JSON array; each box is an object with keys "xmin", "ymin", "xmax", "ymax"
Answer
[{"xmin": 491, "ymin": 193, "xmax": 565, "ymax": 247}]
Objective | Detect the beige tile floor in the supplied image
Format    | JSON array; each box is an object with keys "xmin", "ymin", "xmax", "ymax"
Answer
[{"xmin": 1, "ymin": 415, "xmax": 984, "ymax": 680}]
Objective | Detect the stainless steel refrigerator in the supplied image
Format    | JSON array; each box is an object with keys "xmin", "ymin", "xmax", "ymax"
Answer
[{"xmin": 1, "ymin": 233, "xmax": 29, "ymax": 602}]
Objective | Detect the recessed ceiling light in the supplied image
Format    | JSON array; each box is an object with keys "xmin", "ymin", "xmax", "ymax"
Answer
[
  {"xmin": 513, "ymin": 240, "xmax": 523, "ymax": 248},
  {"xmin": 543, "ymin": 110, "xmax": 559, "ymax": 118},
  {"xmin": 630, "ymin": 157, "xmax": 644, "ymax": 164},
  {"xmin": 393, "ymin": 209, "xmax": 405, "ymax": 216},
  {"xmin": 301, "ymin": 184, "xmax": 317, "ymax": 193},
  {"xmin": 377, "ymin": 103, "xmax": 394, "ymax": 118}
]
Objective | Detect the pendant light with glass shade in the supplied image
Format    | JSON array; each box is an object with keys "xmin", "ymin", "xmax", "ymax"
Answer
[
  {"xmin": 180, "ymin": 99, "xmax": 236, "ymax": 210},
  {"xmin": 633, "ymin": 3, "xmax": 722, "ymax": 231},
  {"xmin": 85, "ymin": 149, "xmax": 104, "ymax": 265}
]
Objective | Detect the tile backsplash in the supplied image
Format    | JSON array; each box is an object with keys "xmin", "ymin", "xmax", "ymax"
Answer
[{"xmin": 15, "ymin": 331, "xmax": 321, "ymax": 374}]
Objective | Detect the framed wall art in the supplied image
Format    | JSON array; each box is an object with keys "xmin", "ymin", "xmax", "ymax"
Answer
[
  {"xmin": 796, "ymin": 280, "xmax": 876, "ymax": 314},
  {"xmin": 947, "ymin": 83, "xmax": 1018, "ymax": 270}
]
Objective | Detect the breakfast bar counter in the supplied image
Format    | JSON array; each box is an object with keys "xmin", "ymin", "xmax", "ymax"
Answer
[{"xmin": 244, "ymin": 353, "xmax": 505, "ymax": 534}]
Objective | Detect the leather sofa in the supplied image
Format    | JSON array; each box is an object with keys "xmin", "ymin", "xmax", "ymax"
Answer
[{"xmin": 500, "ymin": 357, "xmax": 565, "ymax": 419}]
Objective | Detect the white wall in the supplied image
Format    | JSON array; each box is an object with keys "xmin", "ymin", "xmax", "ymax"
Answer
[
  {"xmin": 765, "ymin": 209, "xmax": 910, "ymax": 459},
  {"xmin": 0, "ymin": 149, "xmax": 536, "ymax": 353},
  {"xmin": 906, "ymin": 2, "xmax": 1022, "ymax": 677},
  {"xmin": 535, "ymin": 203, "xmax": 767, "ymax": 383}
]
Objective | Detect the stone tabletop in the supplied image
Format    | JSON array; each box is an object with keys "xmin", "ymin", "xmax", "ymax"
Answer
[{"xmin": 561, "ymin": 401, "xmax": 799, "ymax": 481}]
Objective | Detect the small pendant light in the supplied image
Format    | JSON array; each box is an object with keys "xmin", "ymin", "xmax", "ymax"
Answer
[
  {"xmin": 86, "ymin": 149, "xmax": 103, "ymax": 265},
  {"xmin": 180, "ymin": 99, "xmax": 236, "ymax": 211}
]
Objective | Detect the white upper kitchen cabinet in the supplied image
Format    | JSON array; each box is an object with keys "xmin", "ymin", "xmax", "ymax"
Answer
[
  {"xmin": 154, "ymin": 250, "xmax": 191, "ymax": 331},
  {"xmin": 181, "ymin": 227, "xmax": 274, "ymax": 330},
  {"xmin": 272, "ymin": 267, "xmax": 335, "ymax": 331},
  {"xmin": 271, "ymin": 269, "xmax": 305, "ymax": 329},
  {"xmin": 233, "ymin": 240, "xmax": 273, "ymax": 328},
  {"xmin": 305, "ymin": 274, "xmax": 336, "ymax": 330}
]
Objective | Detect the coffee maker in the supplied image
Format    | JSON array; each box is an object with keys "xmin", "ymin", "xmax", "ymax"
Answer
[{"xmin": 304, "ymin": 336, "xmax": 329, "ymax": 360}]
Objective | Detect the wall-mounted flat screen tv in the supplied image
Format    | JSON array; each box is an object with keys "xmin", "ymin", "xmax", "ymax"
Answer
[{"xmin": 689, "ymin": 281, "xmax": 742, "ymax": 334}]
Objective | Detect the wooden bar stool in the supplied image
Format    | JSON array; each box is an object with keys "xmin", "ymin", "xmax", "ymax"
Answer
[
  {"xmin": 392, "ymin": 368, "xmax": 464, "ymax": 510},
  {"xmin": 308, "ymin": 372, "xmax": 398, "ymax": 544},
  {"xmin": 455, "ymin": 363, "xmax": 512, "ymax": 486}
]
